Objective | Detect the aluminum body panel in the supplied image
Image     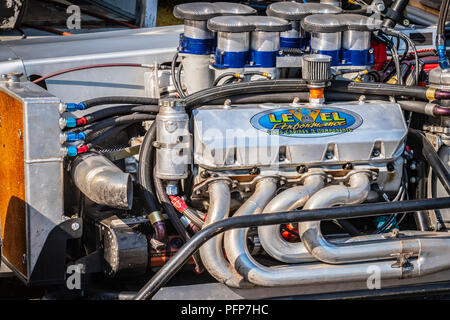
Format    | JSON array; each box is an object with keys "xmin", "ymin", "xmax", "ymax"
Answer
[
  {"xmin": 0, "ymin": 80, "xmax": 64, "ymax": 279},
  {"xmin": 192, "ymin": 101, "xmax": 407, "ymax": 169},
  {"xmin": 0, "ymin": 26, "xmax": 182, "ymax": 103}
]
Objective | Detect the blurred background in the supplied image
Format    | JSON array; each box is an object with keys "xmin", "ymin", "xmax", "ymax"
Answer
[{"xmin": 0, "ymin": 0, "xmax": 277, "ymax": 40}]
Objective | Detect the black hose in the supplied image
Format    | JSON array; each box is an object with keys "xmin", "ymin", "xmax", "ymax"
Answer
[
  {"xmin": 382, "ymin": 0, "xmax": 410, "ymax": 28},
  {"xmin": 133, "ymin": 196, "xmax": 450, "ymax": 300},
  {"xmin": 328, "ymin": 80, "xmax": 431, "ymax": 100},
  {"xmin": 185, "ymin": 79, "xmax": 309, "ymax": 109},
  {"xmin": 153, "ymin": 174, "xmax": 204, "ymax": 273},
  {"xmin": 83, "ymin": 105, "xmax": 159, "ymax": 124},
  {"xmin": 205, "ymin": 92, "xmax": 388, "ymax": 105},
  {"xmin": 80, "ymin": 114, "xmax": 156, "ymax": 136},
  {"xmin": 86, "ymin": 124, "xmax": 130, "ymax": 149},
  {"xmin": 333, "ymin": 219, "xmax": 361, "ymax": 237},
  {"xmin": 154, "ymin": 176, "xmax": 189, "ymax": 242},
  {"xmin": 183, "ymin": 79, "xmax": 440, "ymax": 110},
  {"xmin": 138, "ymin": 121, "xmax": 159, "ymax": 213},
  {"xmin": 81, "ymin": 96, "xmax": 159, "ymax": 109}
]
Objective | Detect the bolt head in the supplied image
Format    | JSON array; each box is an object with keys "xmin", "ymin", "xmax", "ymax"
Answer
[
  {"xmin": 71, "ymin": 222, "xmax": 80, "ymax": 231},
  {"xmin": 297, "ymin": 165, "xmax": 307, "ymax": 174}
]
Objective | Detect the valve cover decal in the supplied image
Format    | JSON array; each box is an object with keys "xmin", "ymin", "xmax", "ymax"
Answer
[{"xmin": 250, "ymin": 107, "xmax": 363, "ymax": 138}]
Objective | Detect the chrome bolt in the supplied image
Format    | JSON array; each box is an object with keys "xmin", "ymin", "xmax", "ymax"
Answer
[{"xmin": 71, "ymin": 222, "xmax": 80, "ymax": 231}]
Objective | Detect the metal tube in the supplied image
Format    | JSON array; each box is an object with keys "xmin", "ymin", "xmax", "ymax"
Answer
[
  {"xmin": 71, "ymin": 152, "xmax": 133, "ymax": 210},
  {"xmin": 133, "ymin": 197, "xmax": 450, "ymax": 300},
  {"xmin": 223, "ymin": 177, "xmax": 278, "ymax": 287},
  {"xmin": 299, "ymin": 172, "xmax": 421, "ymax": 264},
  {"xmin": 258, "ymin": 173, "xmax": 325, "ymax": 263},
  {"xmin": 199, "ymin": 180, "xmax": 251, "ymax": 288}
]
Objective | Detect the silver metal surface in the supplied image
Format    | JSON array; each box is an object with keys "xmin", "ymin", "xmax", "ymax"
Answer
[
  {"xmin": 0, "ymin": 26, "xmax": 183, "ymax": 102},
  {"xmin": 180, "ymin": 53, "xmax": 214, "ymax": 94},
  {"xmin": 429, "ymin": 67, "xmax": 450, "ymax": 90},
  {"xmin": 280, "ymin": 21, "xmax": 303, "ymax": 40},
  {"xmin": 217, "ymin": 31, "xmax": 250, "ymax": 52},
  {"xmin": 208, "ymin": 16, "xmax": 255, "ymax": 33},
  {"xmin": 302, "ymin": 54, "xmax": 332, "ymax": 83},
  {"xmin": 0, "ymin": 81, "xmax": 64, "ymax": 279},
  {"xmin": 266, "ymin": 2, "xmax": 342, "ymax": 21},
  {"xmin": 174, "ymin": 2, "xmax": 256, "ymax": 21},
  {"xmin": 184, "ymin": 20, "xmax": 215, "ymax": 40},
  {"xmin": 247, "ymin": 16, "xmax": 291, "ymax": 32},
  {"xmin": 155, "ymin": 99, "xmax": 191, "ymax": 180},
  {"xmin": 258, "ymin": 173, "xmax": 325, "ymax": 263},
  {"xmin": 223, "ymin": 177, "xmax": 278, "ymax": 288},
  {"xmin": 72, "ymin": 153, "xmax": 133, "ymax": 210},
  {"xmin": 224, "ymin": 177, "xmax": 450, "ymax": 287},
  {"xmin": 251, "ymin": 31, "xmax": 280, "ymax": 52},
  {"xmin": 192, "ymin": 101, "xmax": 407, "ymax": 169},
  {"xmin": 299, "ymin": 172, "xmax": 419, "ymax": 264},
  {"xmin": 199, "ymin": 180, "xmax": 250, "ymax": 287},
  {"xmin": 311, "ymin": 32, "xmax": 341, "ymax": 51},
  {"xmin": 320, "ymin": 0, "xmax": 341, "ymax": 7},
  {"xmin": 343, "ymin": 30, "xmax": 371, "ymax": 51}
]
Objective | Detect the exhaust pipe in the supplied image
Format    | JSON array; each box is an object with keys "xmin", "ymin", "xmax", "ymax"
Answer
[
  {"xmin": 199, "ymin": 179, "xmax": 252, "ymax": 288},
  {"xmin": 299, "ymin": 171, "xmax": 423, "ymax": 264},
  {"xmin": 71, "ymin": 152, "xmax": 133, "ymax": 210},
  {"xmin": 224, "ymin": 174, "xmax": 450, "ymax": 286},
  {"xmin": 258, "ymin": 172, "xmax": 325, "ymax": 263},
  {"xmin": 223, "ymin": 177, "xmax": 278, "ymax": 287}
]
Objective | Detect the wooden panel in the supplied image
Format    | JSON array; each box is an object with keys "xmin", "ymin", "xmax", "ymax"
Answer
[{"xmin": 0, "ymin": 91, "xmax": 27, "ymax": 277}]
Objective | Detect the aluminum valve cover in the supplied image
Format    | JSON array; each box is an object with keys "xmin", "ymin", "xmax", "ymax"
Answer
[{"xmin": 192, "ymin": 101, "xmax": 407, "ymax": 169}]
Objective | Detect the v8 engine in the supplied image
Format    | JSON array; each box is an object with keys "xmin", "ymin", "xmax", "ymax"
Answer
[{"xmin": 2, "ymin": 0, "xmax": 450, "ymax": 301}]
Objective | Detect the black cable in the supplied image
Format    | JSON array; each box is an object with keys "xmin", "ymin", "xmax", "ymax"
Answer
[
  {"xmin": 82, "ymin": 105, "xmax": 159, "ymax": 124},
  {"xmin": 78, "ymin": 114, "xmax": 156, "ymax": 136}
]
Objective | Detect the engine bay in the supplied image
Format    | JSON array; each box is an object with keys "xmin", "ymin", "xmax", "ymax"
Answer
[{"xmin": 1, "ymin": 0, "xmax": 450, "ymax": 300}]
